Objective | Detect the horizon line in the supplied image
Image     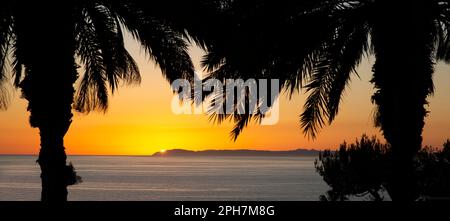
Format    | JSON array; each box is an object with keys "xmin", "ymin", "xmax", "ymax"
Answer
[{"xmin": 0, "ymin": 147, "xmax": 322, "ymax": 157}]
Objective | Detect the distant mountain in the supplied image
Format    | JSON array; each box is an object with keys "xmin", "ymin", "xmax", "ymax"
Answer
[{"xmin": 151, "ymin": 149, "xmax": 319, "ymax": 157}]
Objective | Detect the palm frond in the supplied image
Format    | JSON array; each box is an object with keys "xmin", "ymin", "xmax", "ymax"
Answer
[
  {"xmin": 205, "ymin": 73, "xmax": 275, "ymax": 140},
  {"xmin": 74, "ymin": 7, "xmax": 110, "ymax": 113},
  {"xmin": 0, "ymin": 11, "xmax": 13, "ymax": 110},
  {"xmin": 326, "ymin": 23, "xmax": 370, "ymax": 122},
  {"xmin": 86, "ymin": 4, "xmax": 140, "ymax": 92},
  {"xmin": 436, "ymin": 16, "xmax": 450, "ymax": 62},
  {"xmin": 109, "ymin": 2, "xmax": 195, "ymax": 84},
  {"xmin": 11, "ymin": 36, "xmax": 23, "ymax": 88},
  {"xmin": 74, "ymin": 4, "xmax": 141, "ymax": 113},
  {"xmin": 300, "ymin": 59, "xmax": 332, "ymax": 139},
  {"xmin": 202, "ymin": 50, "xmax": 226, "ymax": 73},
  {"xmin": 300, "ymin": 4, "xmax": 370, "ymax": 138}
]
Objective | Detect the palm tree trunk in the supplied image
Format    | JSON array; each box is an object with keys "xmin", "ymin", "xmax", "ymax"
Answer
[
  {"xmin": 32, "ymin": 68, "xmax": 77, "ymax": 203},
  {"xmin": 16, "ymin": 3, "xmax": 78, "ymax": 203},
  {"xmin": 370, "ymin": 0, "xmax": 435, "ymax": 201},
  {"xmin": 38, "ymin": 128, "xmax": 71, "ymax": 202},
  {"xmin": 26, "ymin": 48, "xmax": 77, "ymax": 204}
]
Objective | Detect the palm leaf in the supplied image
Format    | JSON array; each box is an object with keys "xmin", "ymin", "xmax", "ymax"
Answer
[
  {"xmin": 0, "ymin": 9, "xmax": 13, "ymax": 110},
  {"xmin": 108, "ymin": 2, "xmax": 195, "ymax": 84},
  {"xmin": 300, "ymin": 3, "xmax": 370, "ymax": 138},
  {"xmin": 74, "ymin": 4, "xmax": 141, "ymax": 113}
]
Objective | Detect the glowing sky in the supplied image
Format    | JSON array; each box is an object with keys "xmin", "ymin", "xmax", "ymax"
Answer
[{"xmin": 1, "ymin": 34, "xmax": 449, "ymax": 155}]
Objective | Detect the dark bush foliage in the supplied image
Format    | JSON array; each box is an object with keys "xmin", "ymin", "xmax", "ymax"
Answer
[{"xmin": 316, "ymin": 136, "xmax": 450, "ymax": 201}]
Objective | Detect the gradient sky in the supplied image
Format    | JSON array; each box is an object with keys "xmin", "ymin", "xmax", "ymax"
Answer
[{"xmin": 1, "ymin": 34, "xmax": 449, "ymax": 155}]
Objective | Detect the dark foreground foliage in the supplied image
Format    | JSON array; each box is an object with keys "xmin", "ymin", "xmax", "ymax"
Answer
[{"xmin": 315, "ymin": 135, "xmax": 450, "ymax": 201}]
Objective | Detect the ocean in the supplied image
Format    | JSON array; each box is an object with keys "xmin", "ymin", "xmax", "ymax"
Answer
[{"xmin": 0, "ymin": 155, "xmax": 328, "ymax": 201}]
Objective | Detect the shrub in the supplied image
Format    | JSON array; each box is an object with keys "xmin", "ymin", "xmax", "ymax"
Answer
[{"xmin": 316, "ymin": 136, "xmax": 450, "ymax": 201}]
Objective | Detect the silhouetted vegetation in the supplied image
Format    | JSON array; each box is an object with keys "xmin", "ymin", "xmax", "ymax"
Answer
[
  {"xmin": 197, "ymin": 0, "xmax": 450, "ymax": 201},
  {"xmin": 315, "ymin": 135, "xmax": 450, "ymax": 201},
  {"xmin": 0, "ymin": 1, "xmax": 199, "ymax": 203},
  {"xmin": 416, "ymin": 140, "xmax": 450, "ymax": 199},
  {"xmin": 64, "ymin": 163, "xmax": 82, "ymax": 186},
  {"xmin": 314, "ymin": 135, "xmax": 390, "ymax": 201},
  {"xmin": 2, "ymin": 0, "xmax": 450, "ymax": 202}
]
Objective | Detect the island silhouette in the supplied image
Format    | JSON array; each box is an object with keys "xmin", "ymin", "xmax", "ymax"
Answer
[{"xmin": 151, "ymin": 149, "xmax": 319, "ymax": 157}]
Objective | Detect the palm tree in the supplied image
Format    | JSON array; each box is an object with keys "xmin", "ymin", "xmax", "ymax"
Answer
[
  {"xmin": 0, "ymin": 0, "xmax": 195, "ymax": 203},
  {"xmin": 198, "ymin": 0, "xmax": 450, "ymax": 201},
  {"xmin": 193, "ymin": 0, "xmax": 336, "ymax": 138}
]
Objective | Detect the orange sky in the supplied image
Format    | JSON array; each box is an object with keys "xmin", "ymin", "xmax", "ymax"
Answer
[{"xmin": 1, "ymin": 35, "xmax": 449, "ymax": 155}]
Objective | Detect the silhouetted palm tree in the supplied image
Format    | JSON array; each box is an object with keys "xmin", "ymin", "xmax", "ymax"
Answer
[
  {"xmin": 194, "ymin": 0, "xmax": 335, "ymax": 139},
  {"xmin": 199, "ymin": 0, "xmax": 450, "ymax": 201},
  {"xmin": 0, "ymin": 1, "xmax": 195, "ymax": 203}
]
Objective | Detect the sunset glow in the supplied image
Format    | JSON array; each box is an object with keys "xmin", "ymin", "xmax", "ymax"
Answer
[{"xmin": 1, "ymin": 35, "xmax": 449, "ymax": 156}]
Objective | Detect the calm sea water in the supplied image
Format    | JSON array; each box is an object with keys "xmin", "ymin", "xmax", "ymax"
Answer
[{"xmin": 0, "ymin": 155, "xmax": 328, "ymax": 201}]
